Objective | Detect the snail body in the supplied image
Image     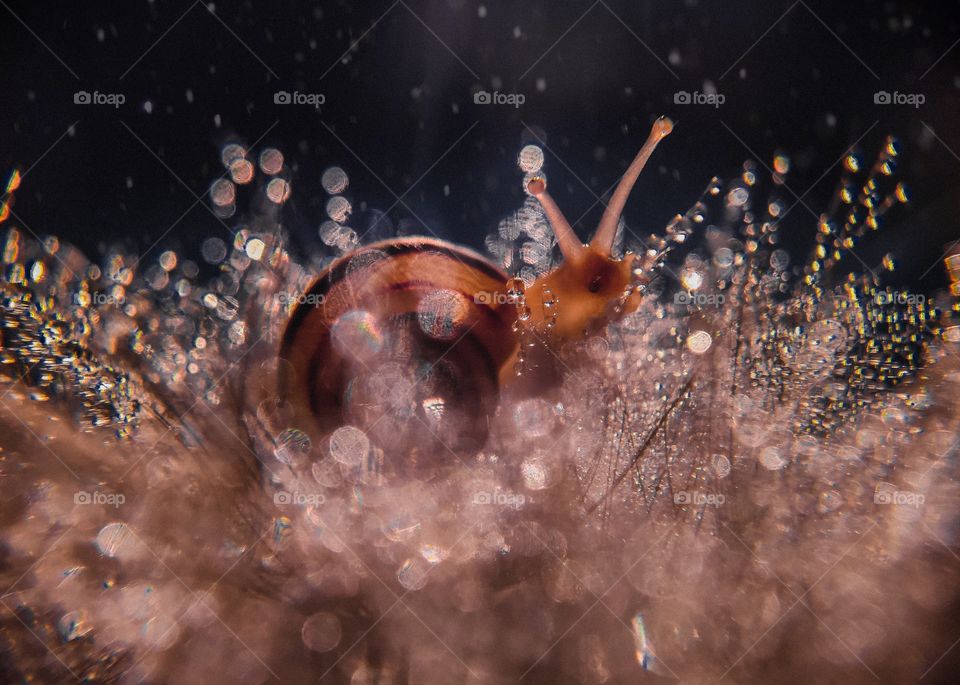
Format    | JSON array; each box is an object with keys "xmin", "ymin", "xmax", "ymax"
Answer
[{"xmin": 280, "ymin": 117, "xmax": 674, "ymax": 461}]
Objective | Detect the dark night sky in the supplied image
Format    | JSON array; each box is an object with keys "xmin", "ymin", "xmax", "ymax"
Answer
[{"xmin": 2, "ymin": 0, "xmax": 959, "ymax": 290}]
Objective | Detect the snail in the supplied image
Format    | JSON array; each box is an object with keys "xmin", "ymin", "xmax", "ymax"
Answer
[{"xmin": 280, "ymin": 116, "xmax": 674, "ymax": 463}]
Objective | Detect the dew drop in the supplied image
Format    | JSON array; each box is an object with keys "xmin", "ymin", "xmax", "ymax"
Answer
[
  {"xmin": 266, "ymin": 178, "xmax": 291, "ymax": 204},
  {"xmin": 201, "ymin": 237, "xmax": 227, "ymax": 264},
  {"xmin": 329, "ymin": 426, "xmax": 370, "ymax": 467},
  {"xmin": 259, "ymin": 148, "xmax": 284, "ymax": 175},
  {"xmin": 229, "ymin": 158, "xmax": 254, "ymax": 184},
  {"xmin": 210, "ymin": 179, "xmax": 236, "ymax": 207},
  {"xmin": 326, "ymin": 196, "xmax": 352, "ymax": 223},
  {"xmin": 321, "ymin": 166, "xmax": 349, "ymax": 194},
  {"xmin": 417, "ymin": 289, "xmax": 468, "ymax": 341},
  {"xmin": 301, "ymin": 612, "xmax": 342, "ymax": 652},
  {"xmin": 518, "ymin": 145, "xmax": 544, "ymax": 173},
  {"xmin": 58, "ymin": 610, "xmax": 92, "ymax": 641},
  {"xmin": 397, "ymin": 557, "xmax": 431, "ymax": 591},
  {"xmin": 686, "ymin": 330, "xmax": 712, "ymax": 354},
  {"xmin": 96, "ymin": 522, "xmax": 131, "ymax": 558}
]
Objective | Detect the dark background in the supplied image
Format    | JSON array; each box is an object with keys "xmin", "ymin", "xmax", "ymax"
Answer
[{"xmin": 1, "ymin": 0, "xmax": 958, "ymax": 290}]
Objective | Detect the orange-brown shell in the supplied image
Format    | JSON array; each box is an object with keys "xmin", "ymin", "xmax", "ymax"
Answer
[{"xmin": 280, "ymin": 237, "xmax": 517, "ymax": 459}]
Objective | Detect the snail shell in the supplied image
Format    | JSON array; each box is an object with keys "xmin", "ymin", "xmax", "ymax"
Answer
[
  {"xmin": 280, "ymin": 238, "xmax": 517, "ymax": 461},
  {"xmin": 280, "ymin": 117, "xmax": 674, "ymax": 463}
]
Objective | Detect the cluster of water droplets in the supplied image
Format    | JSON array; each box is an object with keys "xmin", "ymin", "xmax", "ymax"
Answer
[{"xmin": 1, "ymin": 130, "xmax": 959, "ymax": 683}]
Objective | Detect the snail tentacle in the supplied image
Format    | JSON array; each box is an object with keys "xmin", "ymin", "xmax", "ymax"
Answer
[{"xmin": 592, "ymin": 116, "xmax": 674, "ymax": 256}]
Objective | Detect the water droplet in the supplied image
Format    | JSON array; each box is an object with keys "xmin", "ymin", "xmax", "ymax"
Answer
[
  {"xmin": 58, "ymin": 610, "xmax": 92, "ymax": 641},
  {"xmin": 96, "ymin": 522, "xmax": 131, "ymax": 557},
  {"xmin": 518, "ymin": 145, "xmax": 544, "ymax": 173},
  {"xmin": 201, "ymin": 237, "xmax": 227, "ymax": 264},
  {"xmin": 329, "ymin": 426, "xmax": 370, "ymax": 467},
  {"xmin": 330, "ymin": 310, "xmax": 383, "ymax": 359},
  {"xmin": 727, "ymin": 187, "xmax": 749, "ymax": 207},
  {"xmin": 301, "ymin": 612, "xmax": 342, "ymax": 652},
  {"xmin": 686, "ymin": 330, "xmax": 712, "ymax": 354},
  {"xmin": 759, "ymin": 446, "xmax": 787, "ymax": 470},
  {"xmin": 221, "ymin": 143, "xmax": 246, "ymax": 167},
  {"xmin": 417, "ymin": 289, "xmax": 469, "ymax": 341},
  {"xmin": 229, "ymin": 158, "xmax": 254, "ymax": 184},
  {"xmin": 275, "ymin": 428, "xmax": 312, "ymax": 464},
  {"xmin": 321, "ymin": 166, "xmax": 349, "ymax": 194},
  {"xmin": 397, "ymin": 557, "xmax": 431, "ymax": 591},
  {"xmin": 266, "ymin": 178, "xmax": 291, "ymax": 204},
  {"xmin": 326, "ymin": 196, "xmax": 352, "ymax": 223},
  {"xmin": 210, "ymin": 179, "xmax": 235, "ymax": 207},
  {"xmin": 259, "ymin": 148, "xmax": 284, "ymax": 175}
]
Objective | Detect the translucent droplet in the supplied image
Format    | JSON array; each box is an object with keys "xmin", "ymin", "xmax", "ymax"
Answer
[
  {"xmin": 521, "ymin": 454, "xmax": 553, "ymax": 490},
  {"xmin": 326, "ymin": 196, "xmax": 352, "ymax": 223},
  {"xmin": 142, "ymin": 614, "xmax": 180, "ymax": 651},
  {"xmin": 727, "ymin": 187, "xmax": 749, "ymax": 208},
  {"xmin": 713, "ymin": 454, "xmax": 731, "ymax": 478},
  {"xmin": 29, "ymin": 261, "xmax": 45, "ymax": 283},
  {"xmin": 259, "ymin": 148, "xmax": 284, "ymax": 175},
  {"xmin": 397, "ymin": 557, "xmax": 431, "ymax": 591},
  {"xmin": 714, "ymin": 247, "xmax": 734, "ymax": 268},
  {"xmin": 330, "ymin": 310, "xmax": 383, "ymax": 359},
  {"xmin": 201, "ymin": 237, "xmax": 228, "ymax": 264},
  {"xmin": 159, "ymin": 250, "xmax": 177, "ymax": 272},
  {"xmin": 770, "ymin": 249, "xmax": 790, "ymax": 271},
  {"xmin": 321, "ymin": 167, "xmax": 349, "ymax": 194},
  {"xmin": 686, "ymin": 330, "xmax": 712, "ymax": 354},
  {"xmin": 266, "ymin": 178, "xmax": 291, "ymax": 204},
  {"xmin": 96, "ymin": 522, "xmax": 131, "ymax": 557},
  {"xmin": 417, "ymin": 289, "xmax": 468, "ymax": 341},
  {"xmin": 301, "ymin": 612, "xmax": 342, "ymax": 652},
  {"xmin": 818, "ymin": 489, "xmax": 844, "ymax": 514},
  {"xmin": 518, "ymin": 145, "xmax": 544, "ymax": 173},
  {"xmin": 229, "ymin": 158, "xmax": 254, "ymax": 184},
  {"xmin": 275, "ymin": 428, "xmax": 312, "ymax": 464},
  {"xmin": 680, "ymin": 269, "xmax": 704, "ymax": 290},
  {"xmin": 319, "ymin": 220, "xmax": 343, "ymax": 246},
  {"xmin": 221, "ymin": 143, "xmax": 246, "ymax": 167},
  {"xmin": 58, "ymin": 610, "xmax": 92, "ymax": 641},
  {"xmin": 226, "ymin": 320, "xmax": 247, "ymax": 345},
  {"xmin": 759, "ymin": 446, "xmax": 787, "ymax": 470},
  {"xmin": 245, "ymin": 238, "xmax": 266, "ymax": 261},
  {"xmin": 329, "ymin": 426, "xmax": 370, "ymax": 467},
  {"xmin": 512, "ymin": 398, "xmax": 554, "ymax": 438},
  {"xmin": 210, "ymin": 179, "xmax": 236, "ymax": 207}
]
